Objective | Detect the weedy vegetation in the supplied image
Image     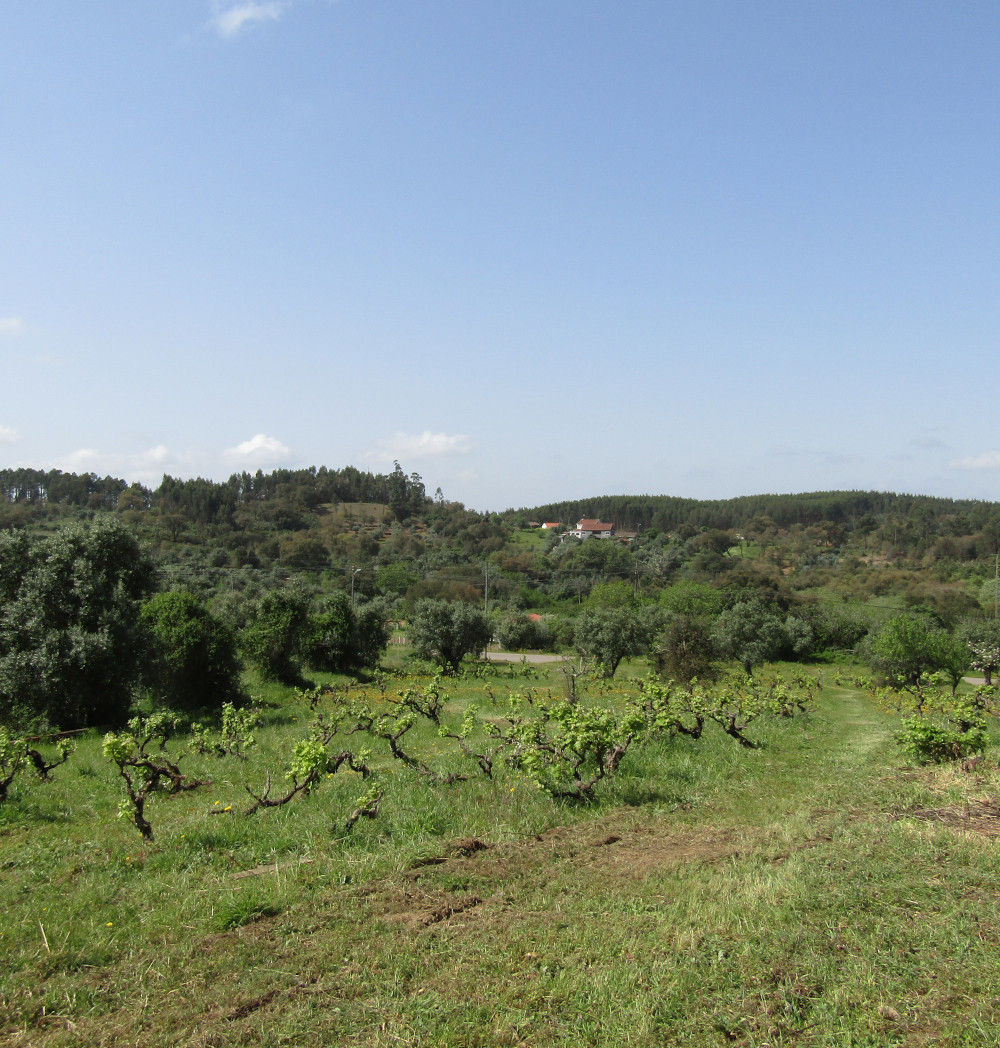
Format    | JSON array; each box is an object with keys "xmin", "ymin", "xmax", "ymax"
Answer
[{"xmin": 4, "ymin": 658, "xmax": 1000, "ymax": 1046}]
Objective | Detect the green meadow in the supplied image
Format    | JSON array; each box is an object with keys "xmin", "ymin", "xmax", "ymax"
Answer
[{"xmin": 4, "ymin": 660, "xmax": 1000, "ymax": 1047}]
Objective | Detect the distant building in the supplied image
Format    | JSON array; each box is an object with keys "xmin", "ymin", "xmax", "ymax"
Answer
[
  {"xmin": 566, "ymin": 518, "xmax": 615, "ymax": 539},
  {"xmin": 540, "ymin": 522, "xmax": 563, "ymax": 530}
]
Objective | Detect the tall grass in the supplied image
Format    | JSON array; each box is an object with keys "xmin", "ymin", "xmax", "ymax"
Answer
[{"xmin": 3, "ymin": 662, "xmax": 1000, "ymax": 1045}]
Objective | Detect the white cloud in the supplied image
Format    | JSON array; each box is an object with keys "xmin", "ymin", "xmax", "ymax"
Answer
[
  {"xmin": 368, "ymin": 431, "xmax": 475, "ymax": 463},
  {"xmin": 210, "ymin": 1, "xmax": 290, "ymax": 37},
  {"xmin": 140, "ymin": 444, "xmax": 170, "ymax": 465},
  {"xmin": 950, "ymin": 451, "xmax": 1000, "ymax": 471},
  {"xmin": 57, "ymin": 448, "xmax": 103, "ymax": 472},
  {"xmin": 0, "ymin": 317, "xmax": 25, "ymax": 337},
  {"xmin": 50, "ymin": 444, "xmax": 191, "ymax": 483},
  {"xmin": 0, "ymin": 425, "xmax": 19, "ymax": 444},
  {"xmin": 223, "ymin": 433, "xmax": 292, "ymax": 465}
]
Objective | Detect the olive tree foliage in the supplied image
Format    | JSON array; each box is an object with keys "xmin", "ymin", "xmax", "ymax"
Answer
[
  {"xmin": 711, "ymin": 598, "xmax": 787, "ymax": 676},
  {"xmin": 573, "ymin": 605, "xmax": 654, "ymax": 678},
  {"xmin": 140, "ymin": 591, "xmax": 245, "ymax": 713},
  {"xmin": 0, "ymin": 518, "xmax": 156, "ymax": 729},
  {"xmin": 409, "ymin": 598, "xmax": 491, "ymax": 673},
  {"xmin": 491, "ymin": 610, "xmax": 553, "ymax": 652},
  {"xmin": 653, "ymin": 614, "xmax": 720, "ymax": 685}
]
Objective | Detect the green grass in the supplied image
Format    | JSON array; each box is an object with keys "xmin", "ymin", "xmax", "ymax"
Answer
[{"xmin": 3, "ymin": 663, "xmax": 1000, "ymax": 1045}]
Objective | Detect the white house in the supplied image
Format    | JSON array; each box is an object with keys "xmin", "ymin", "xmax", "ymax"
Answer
[{"xmin": 565, "ymin": 518, "xmax": 615, "ymax": 539}]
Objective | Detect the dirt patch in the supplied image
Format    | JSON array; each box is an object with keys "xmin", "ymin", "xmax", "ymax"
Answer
[
  {"xmin": 571, "ymin": 822, "xmax": 744, "ymax": 879},
  {"xmin": 225, "ymin": 988, "xmax": 282, "ymax": 1021},
  {"xmin": 898, "ymin": 799, "xmax": 1000, "ymax": 837},
  {"xmin": 379, "ymin": 888, "xmax": 484, "ymax": 928},
  {"xmin": 362, "ymin": 814, "xmax": 752, "ymax": 933}
]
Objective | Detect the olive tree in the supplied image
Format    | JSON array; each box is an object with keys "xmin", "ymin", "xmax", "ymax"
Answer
[
  {"xmin": 304, "ymin": 593, "xmax": 391, "ymax": 673},
  {"xmin": 409, "ymin": 599, "xmax": 491, "ymax": 673},
  {"xmin": 574, "ymin": 605, "xmax": 654, "ymax": 678},
  {"xmin": 711, "ymin": 598, "xmax": 787, "ymax": 676}
]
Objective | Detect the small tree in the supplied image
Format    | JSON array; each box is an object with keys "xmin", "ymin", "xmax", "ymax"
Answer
[
  {"xmin": 864, "ymin": 615, "xmax": 948, "ymax": 692},
  {"xmin": 653, "ymin": 614, "xmax": 719, "ymax": 685},
  {"xmin": 141, "ymin": 591, "xmax": 245, "ymax": 713},
  {"xmin": 305, "ymin": 594, "xmax": 391, "ymax": 674},
  {"xmin": 239, "ymin": 587, "xmax": 312, "ymax": 683},
  {"xmin": 711, "ymin": 598, "xmax": 786, "ymax": 676},
  {"xmin": 960, "ymin": 619, "xmax": 1000, "ymax": 685},
  {"xmin": 409, "ymin": 599, "xmax": 491, "ymax": 673},
  {"xmin": 934, "ymin": 632, "xmax": 972, "ymax": 696},
  {"xmin": 573, "ymin": 605, "xmax": 653, "ymax": 678},
  {"xmin": 0, "ymin": 518, "xmax": 156, "ymax": 728}
]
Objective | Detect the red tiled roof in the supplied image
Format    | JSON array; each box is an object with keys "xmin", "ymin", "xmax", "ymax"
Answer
[{"xmin": 575, "ymin": 519, "xmax": 614, "ymax": 531}]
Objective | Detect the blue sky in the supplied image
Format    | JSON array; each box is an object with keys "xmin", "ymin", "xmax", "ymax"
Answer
[{"xmin": 2, "ymin": 1, "xmax": 999, "ymax": 510}]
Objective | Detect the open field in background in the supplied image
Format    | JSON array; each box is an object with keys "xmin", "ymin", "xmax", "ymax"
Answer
[{"xmin": 4, "ymin": 661, "xmax": 1000, "ymax": 1046}]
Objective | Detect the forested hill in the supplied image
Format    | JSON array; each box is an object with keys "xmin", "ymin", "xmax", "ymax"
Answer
[
  {"xmin": 4, "ymin": 463, "xmax": 1000, "ymax": 544},
  {"xmin": 511, "ymin": 490, "xmax": 1000, "ymax": 535},
  {"xmin": 0, "ymin": 463, "xmax": 429, "ymax": 525}
]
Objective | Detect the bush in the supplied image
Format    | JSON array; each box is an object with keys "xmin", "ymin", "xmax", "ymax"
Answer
[
  {"xmin": 896, "ymin": 715, "xmax": 988, "ymax": 764},
  {"xmin": 141, "ymin": 591, "xmax": 245, "ymax": 713},
  {"xmin": 0, "ymin": 518, "xmax": 155, "ymax": 728},
  {"xmin": 238, "ymin": 587, "xmax": 312, "ymax": 684},
  {"xmin": 409, "ymin": 599, "xmax": 491, "ymax": 673},
  {"xmin": 304, "ymin": 594, "xmax": 391, "ymax": 673}
]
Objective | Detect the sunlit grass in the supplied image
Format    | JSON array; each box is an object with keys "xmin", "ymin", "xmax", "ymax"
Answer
[{"xmin": 4, "ymin": 661, "xmax": 1000, "ymax": 1045}]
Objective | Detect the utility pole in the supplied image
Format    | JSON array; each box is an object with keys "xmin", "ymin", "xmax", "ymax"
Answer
[
  {"xmin": 484, "ymin": 563, "xmax": 489, "ymax": 616},
  {"xmin": 351, "ymin": 567, "xmax": 361, "ymax": 607}
]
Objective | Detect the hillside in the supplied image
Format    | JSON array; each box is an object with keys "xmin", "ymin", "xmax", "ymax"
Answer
[{"xmin": 2, "ymin": 465, "xmax": 999, "ymax": 632}]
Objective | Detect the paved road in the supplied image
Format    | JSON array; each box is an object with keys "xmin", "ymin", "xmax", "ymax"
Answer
[{"xmin": 484, "ymin": 650, "xmax": 567, "ymax": 664}]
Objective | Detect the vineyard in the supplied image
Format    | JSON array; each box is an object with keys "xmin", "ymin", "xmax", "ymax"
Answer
[{"xmin": 4, "ymin": 658, "xmax": 1000, "ymax": 1046}]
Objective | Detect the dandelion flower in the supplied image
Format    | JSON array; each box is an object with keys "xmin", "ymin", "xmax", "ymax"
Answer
[{"xmin": 106, "ymin": 922, "xmax": 114, "ymax": 927}]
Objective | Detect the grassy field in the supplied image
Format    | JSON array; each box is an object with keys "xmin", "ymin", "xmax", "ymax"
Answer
[{"xmin": 3, "ymin": 662, "xmax": 1000, "ymax": 1047}]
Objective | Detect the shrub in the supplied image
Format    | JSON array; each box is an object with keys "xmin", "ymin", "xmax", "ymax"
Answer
[
  {"xmin": 141, "ymin": 591, "xmax": 245, "ymax": 713},
  {"xmin": 0, "ymin": 518, "xmax": 155, "ymax": 728},
  {"xmin": 896, "ymin": 712, "xmax": 988, "ymax": 764},
  {"xmin": 409, "ymin": 599, "xmax": 491, "ymax": 673}
]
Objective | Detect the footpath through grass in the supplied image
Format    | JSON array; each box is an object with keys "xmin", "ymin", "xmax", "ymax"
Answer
[{"xmin": 3, "ymin": 668, "xmax": 1000, "ymax": 1046}]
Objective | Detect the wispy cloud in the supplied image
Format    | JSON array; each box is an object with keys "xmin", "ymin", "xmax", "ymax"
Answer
[
  {"xmin": 0, "ymin": 317, "xmax": 25, "ymax": 337},
  {"xmin": 910, "ymin": 431, "xmax": 950, "ymax": 452},
  {"xmin": 57, "ymin": 448, "xmax": 103, "ymax": 472},
  {"xmin": 223, "ymin": 432, "xmax": 292, "ymax": 465},
  {"xmin": 765, "ymin": 445, "xmax": 862, "ymax": 466},
  {"xmin": 140, "ymin": 444, "xmax": 171, "ymax": 465},
  {"xmin": 950, "ymin": 451, "xmax": 1000, "ymax": 471},
  {"xmin": 368, "ymin": 431, "xmax": 475, "ymax": 463},
  {"xmin": 210, "ymin": 1, "xmax": 290, "ymax": 37},
  {"xmin": 52, "ymin": 444, "xmax": 191, "ymax": 483},
  {"xmin": 0, "ymin": 425, "xmax": 19, "ymax": 444}
]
